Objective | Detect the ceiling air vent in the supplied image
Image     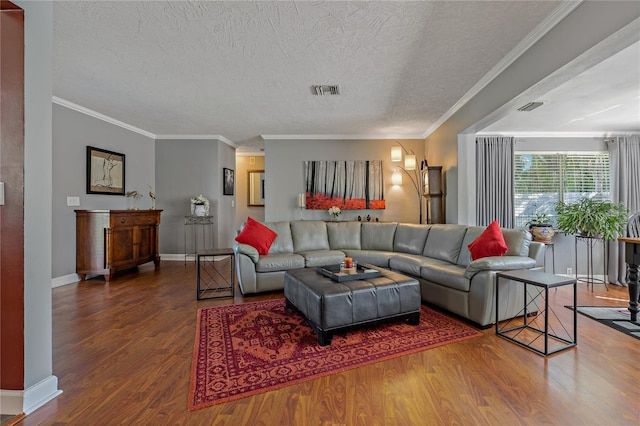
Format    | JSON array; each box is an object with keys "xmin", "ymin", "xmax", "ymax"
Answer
[
  {"xmin": 312, "ymin": 85, "xmax": 341, "ymax": 96},
  {"xmin": 517, "ymin": 101, "xmax": 544, "ymax": 112}
]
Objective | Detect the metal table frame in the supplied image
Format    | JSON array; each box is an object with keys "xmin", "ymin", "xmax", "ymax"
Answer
[
  {"xmin": 196, "ymin": 248, "xmax": 235, "ymax": 300},
  {"xmin": 574, "ymin": 235, "xmax": 608, "ymax": 291},
  {"xmin": 184, "ymin": 215, "xmax": 215, "ymax": 263},
  {"xmin": 496, "ymin": 269, "xmax": 577, "ymax": 356}
]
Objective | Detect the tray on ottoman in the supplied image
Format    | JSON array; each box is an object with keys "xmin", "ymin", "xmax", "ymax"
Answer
[{"xmin": 316, "ymin": 264, "xmax": 382, "ymax": 282}]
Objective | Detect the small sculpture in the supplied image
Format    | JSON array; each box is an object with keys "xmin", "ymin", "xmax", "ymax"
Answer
[{"xmin": 148, "ymin": 184, "xmax": 156, "ymax": 210}]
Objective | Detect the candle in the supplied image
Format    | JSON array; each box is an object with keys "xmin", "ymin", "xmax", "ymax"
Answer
[
  {"xmin": 344, "ymin": 257, "xmax": 353, "ymax": 268},
  {"xmin": 298, "ymin": 193, "xmax": 306, "ymax": 208}
]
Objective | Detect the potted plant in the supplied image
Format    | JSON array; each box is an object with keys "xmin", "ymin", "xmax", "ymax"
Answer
[
  {"xmin": 190, "ymin": 194, "xmax": 210, "ymax": 216},
  {"xmin": 555, "ymin": 198, "xmax": 629, "ymax": 241},
  {"xmin": 526, "ymin": 213, "xmax": 555, "ymax": 242}
]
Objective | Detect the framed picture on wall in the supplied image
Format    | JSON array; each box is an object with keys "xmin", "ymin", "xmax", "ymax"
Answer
[
  {"xmin": 86, "ymin": 146, "xmax": 125, "ymax": 195},
  {"xmin": 223, "ymin": 167, "xmax": 234, "ymax": 196}
]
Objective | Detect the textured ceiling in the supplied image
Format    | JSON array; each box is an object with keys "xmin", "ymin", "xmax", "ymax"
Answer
[{"xmin": 53, "ymin": 1, "xmax": 568, "ymax": 150}]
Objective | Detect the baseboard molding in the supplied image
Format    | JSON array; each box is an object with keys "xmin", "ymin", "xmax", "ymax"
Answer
[
  {"xmin": 0, "ymin": 375, "xmax": 62, "ymax": 415},
  {"xmin": 160, "ymin": 254, "xmax": 232, "ymax": 262},
  {"xmin": 0, "ymin": 390, "xmax": 23, "ymax": 415},
  {"xmin": 161, "ymin": 253, "xmax": 191, "ymax": 262},
  {"xmin": 51, "ymin": 273, "xmax": 80, "ymax": 288}
]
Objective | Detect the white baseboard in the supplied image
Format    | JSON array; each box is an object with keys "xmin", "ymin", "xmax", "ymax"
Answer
[
  {"xmin": 51, "ymin": 273, "xmax": 81, "ymax": 288},
  {"xmin": 0, "ymin": 375, "xmax": 62, "ymax": 415},
  {"xmin": 160, "ymin": 254, "xmax": 232, "ymax": 262},
  {"xmin": 24, "ymin": 376, "xmax": 62, "ymax": 414},
  {"xmin": 161, "ymin": 253, "xmax": 192, "ymax": 261}
]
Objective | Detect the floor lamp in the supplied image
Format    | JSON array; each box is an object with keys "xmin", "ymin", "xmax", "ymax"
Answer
[{"xmin": 391, "ymin": 143, "xmax": 443, "ymax": 224}]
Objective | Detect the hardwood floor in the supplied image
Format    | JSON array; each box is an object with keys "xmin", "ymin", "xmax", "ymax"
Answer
[{"xmin": 18, "ymin": 262, "xmax": 640, "ymax": 425}]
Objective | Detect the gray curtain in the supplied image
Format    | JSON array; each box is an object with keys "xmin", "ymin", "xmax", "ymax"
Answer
[
  {"xmin": 607, "ymin": 135, "xmax": 640, "ymax": 286},
  {"xmin": 476, "ymin": 136, "xmax": 515, "ymax": 227}
]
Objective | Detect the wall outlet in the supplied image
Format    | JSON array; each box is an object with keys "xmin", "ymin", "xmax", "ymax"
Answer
[
  {"xmin": 67, "ymin": 196, "xmax": 80, "ymax": 207},
  {"xmin": 566, "ymin": 267, "xmax": 573, "ymax": 275}
]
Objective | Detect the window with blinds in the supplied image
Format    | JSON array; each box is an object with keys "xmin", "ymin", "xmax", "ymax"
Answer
[{"xmin": 514, "ymin": 152, "xmax": 610, "ymax": 227}]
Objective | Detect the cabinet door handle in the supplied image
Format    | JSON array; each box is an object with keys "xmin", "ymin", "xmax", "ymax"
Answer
[
  {"xmin": 147, "ymin": 218, "xmax": 152, "ymax": 223},
  {"xmin": 121, "ymin": 218, "xmax": 126, "ymax": 224}
]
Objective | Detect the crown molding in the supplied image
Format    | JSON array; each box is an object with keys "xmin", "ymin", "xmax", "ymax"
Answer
[
  {"xmin": 478, "ymin": 131, "xmax": 639, "ymax": 138},
  {"xmin": 261, "ymin": 134, "xmax": 423, "ymax": 141},
  {"xmin": 421, "ymin": 0, "xmax": 583, "ymax": 139},
  {"xmin": 155, "ymin": 134, "xmax": 237, "ymax": 147},
  {"xmin": 52, "ymin": 97, "xmax": 239, "ymax": 146},
  {"xmin": 52, "ymin": 96, "xmax": 156, "ymax": 139}
]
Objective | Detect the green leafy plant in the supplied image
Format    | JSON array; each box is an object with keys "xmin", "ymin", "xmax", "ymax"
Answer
[
  {"xmin": 525, "ymin": 213, "xmax": 553, "ymax": 228},
  {"xmin": 555, "ymin": 198, "xmax": 629, "ymax": 241}
]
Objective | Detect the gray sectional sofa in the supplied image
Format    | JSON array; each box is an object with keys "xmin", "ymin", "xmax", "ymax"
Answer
[{"xmin": 233, "ymin": 220, "xmax": 545, "ymax": 327}]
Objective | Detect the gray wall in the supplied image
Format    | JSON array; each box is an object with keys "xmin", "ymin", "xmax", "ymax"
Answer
[
  {"xmin": 425, "ymin": 1, "xmax": 640, "ymax": 224},
  {"xmin": 17, "ymin": 0, "xmax": 55, "ymax": 399},
  {"xmin": 264, "ymin": 139, "xmax": 425, "ymax": 223},
  {"xmin": 155, "ymin": 138, "xmax": 236, "ymax": 254},
  {"xmin": 52, "ymin": 104, "xmax": 156, "ymax": 278}
]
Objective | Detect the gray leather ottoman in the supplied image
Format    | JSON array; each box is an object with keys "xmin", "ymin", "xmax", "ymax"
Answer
[{"xmin": 284, "ymin": 265, "xmax": 421, "ymax": 345}]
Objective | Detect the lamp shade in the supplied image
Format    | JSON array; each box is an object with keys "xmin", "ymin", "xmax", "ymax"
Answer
[
  {"xmin": 391, "ymin": 146, "xmax": 402, "ymax": 162},
  {"xmin": 391, "ymin": 170, "xmax": 403, "ymax": 185},
  {"xmin": 404, "ymin": 154, "xmax": 416, "ymax": 170}
]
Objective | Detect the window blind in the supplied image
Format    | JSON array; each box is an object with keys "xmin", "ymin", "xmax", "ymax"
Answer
[{"xmin": 514, "ymin": 153, "xmax": 610, "ymax": 227}]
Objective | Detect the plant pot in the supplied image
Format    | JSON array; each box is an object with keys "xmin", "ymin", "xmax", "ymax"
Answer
[
  {"xmin": 530, "ymin": 225, "xmax": 554, "ymax": 242},
  {"xmin": 194, "ymin": 205, "xmax": 207, "ymax": 216}
]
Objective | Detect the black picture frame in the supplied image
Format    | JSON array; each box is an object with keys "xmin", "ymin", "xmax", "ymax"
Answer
[
  {"xmin": 86, "ymin": 146, "xmax": 125, "ymax": 195},
  {"xmin": 223, "ymin": 167, "xmax": 235, "ymax": 196}
]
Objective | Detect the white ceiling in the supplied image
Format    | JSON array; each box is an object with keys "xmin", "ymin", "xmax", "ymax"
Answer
[
  {"xmin": 482, "ymin": 40, "xmax": 640, "ymax": 135},
  {"xmin": 52, "ymin": 1, "xmax": 639, "ymax": 152}
]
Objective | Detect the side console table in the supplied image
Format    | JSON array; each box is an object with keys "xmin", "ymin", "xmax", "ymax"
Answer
[
  {"xmin": 496, "ymin": 269, "xmax": 576, "ymax": 356},
  {"xmin": 196, "ymin": 248, "xmax": 235, "ymax": 300},
  {"xmin": 618, "ymin": 237, "xmax": 640, "ymax": 323}
]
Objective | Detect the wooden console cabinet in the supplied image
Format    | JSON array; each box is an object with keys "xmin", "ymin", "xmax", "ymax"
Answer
[{"xmin": 75, "ymin": 210, "xmax": 162, "ymax": 281}]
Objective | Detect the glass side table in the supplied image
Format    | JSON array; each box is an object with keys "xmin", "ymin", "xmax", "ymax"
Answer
[{"xmin": 184, "ymin": 215, "xmax": 215, "ymax": 263}]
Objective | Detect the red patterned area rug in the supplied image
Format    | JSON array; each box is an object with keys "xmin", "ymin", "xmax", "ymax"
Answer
[{"xmin": 188, "ymin": 298, "xmax": 481, "ymax": 410}]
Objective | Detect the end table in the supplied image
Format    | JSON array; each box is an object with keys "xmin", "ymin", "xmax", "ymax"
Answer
[
  {"xmin": 196, "ymin": 248, "xmax": 235, "ymax": 300},
  {"xmin": 496, "ymin": 269, "xmax": 576, "ymax": 356}
]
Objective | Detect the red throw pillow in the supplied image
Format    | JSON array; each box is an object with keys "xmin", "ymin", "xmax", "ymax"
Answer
[
  {"xmin": 235, "ymin": 217, "xmax": 278, "ymax": 255},
  {"xmin": 468, "ymin": 220, "xmax": 508, "ymax": 261}
]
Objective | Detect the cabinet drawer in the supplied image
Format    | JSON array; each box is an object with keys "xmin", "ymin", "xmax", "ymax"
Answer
[{"xmin": 110, "ymin": 213, "xmax": 159, "ymax": 227}]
